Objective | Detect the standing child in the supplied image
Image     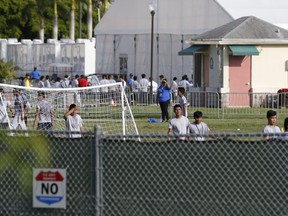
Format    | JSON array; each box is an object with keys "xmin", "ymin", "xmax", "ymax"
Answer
[
  {"xmin": 0, "ymin": 88, "xmax": 13, "ymax": 129},
  {"xmin": 64, "ymin": 104, "xmax": 84, "ymax": 138},
  {"xmin": 189, "ymin": 111, "xmax": 210, "ymax": 141},
  {"xmin": 178, "ymin": 87, "xmax": 187, "ymax": 117},
  {"xmin": 262, "ymin": 110, "xmax": 281, "ymax": 141},
  {"xmin": 24, "ymin": 73, "xmax": 30, "ymax": 87},
  {"xmin": 11, "ymin": 89, "xmax": 27, "ymax": 130},
  {"xmin": 33, "ymin": 92, "xmax": 54, "ymax": 130},
  {"xmin": 170, "ymin": 77, "xmax": 178, "ymax": 103},
  {"xmin": 168, "ymin": 104, "xmax": 190, "ymax": 141},
  {"xmin": 277, "ymin": 117, "xmax": 288, "ymax": 141}
]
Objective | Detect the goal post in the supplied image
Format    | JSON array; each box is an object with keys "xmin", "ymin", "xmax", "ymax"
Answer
[{"xmin": 0, "ymin": 82, "xmax": 139, "ymax": 136}]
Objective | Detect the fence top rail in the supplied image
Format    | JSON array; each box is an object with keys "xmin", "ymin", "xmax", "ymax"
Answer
[
  {"xmin": 2, "ymin": 129, "xmax": 288, "ymax": 142},
  {"xmin": 103, "ymin": 132, "xmax": 288, "ymax": 140}
]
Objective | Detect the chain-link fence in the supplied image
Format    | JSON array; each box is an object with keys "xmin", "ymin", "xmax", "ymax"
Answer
[
  {"xmin": 100, "ymin": 133, "xmax": 288, "ymax": 216},
  {"xmin": 1, "ymin": 130, "xmax": 288, "ymax": 216},
  {"xmin": 0, "ymin": 130, "xmax": 97, "ymax": 216}
]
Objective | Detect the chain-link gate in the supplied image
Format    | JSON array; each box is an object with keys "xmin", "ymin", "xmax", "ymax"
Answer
[{"xmin": 1, "ymin": 130, "xmax": 288, "ymax": 216}]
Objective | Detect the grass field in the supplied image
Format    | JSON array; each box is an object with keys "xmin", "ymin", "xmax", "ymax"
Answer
[
  {"xmin": 24, "ymin": 103, "xmax": 288, "ymax": 135},
  {"xmin": 132, "ymin": 110, "xmax": 287, "ymax": 134}
]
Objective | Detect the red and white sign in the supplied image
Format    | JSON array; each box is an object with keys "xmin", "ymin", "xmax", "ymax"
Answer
[{"xmin": 33, "ymin": 168, "xmax": 66, "ymax": 209}]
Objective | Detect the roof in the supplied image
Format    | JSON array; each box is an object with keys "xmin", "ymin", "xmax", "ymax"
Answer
[
  {"xmin": 94, "ymin": 0, "xmax": 234, "ymax": 35},
  {"xmin": 189, "ymin": 16, "xmax": 288, "ymax": 44},
  {"xmin": 216, "ymin": 0, "xmax": 288, "ymax": 30}
]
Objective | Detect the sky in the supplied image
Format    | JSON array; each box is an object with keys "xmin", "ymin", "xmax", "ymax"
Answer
[{"xmin": 217, "ymin": 0, "xmax": 288, "ymax": 29}]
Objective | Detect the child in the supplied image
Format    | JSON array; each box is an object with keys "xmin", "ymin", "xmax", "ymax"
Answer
[
  {"xmin": 170, "ymin": 77, "xmax": 178, "ymax": 103},
  {"xmin": 64, "ymin": 104, "xmax": 84, "ymax": 138},
  {"xmin": 262, "ymin": 110, "xmax": 281, "ymax": 141},
  {"xmin": 278, "ymin": 117, "xmax": 288, "ymax": 141},
  {"xmin": 189, "ymin": 111, "xmax": 210, "ymax": 141},
  {"xmin": 168, "ymin": 104, "xmax": 190, "ymax": 141},
  {"xmin": 178, "ymin": 87, "xmax": 187, "ymax": 117}
]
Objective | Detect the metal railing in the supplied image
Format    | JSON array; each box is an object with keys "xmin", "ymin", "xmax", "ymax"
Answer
[{"xmin": 124, "ymin": 90, "xmax": 288, "ymax": 119}]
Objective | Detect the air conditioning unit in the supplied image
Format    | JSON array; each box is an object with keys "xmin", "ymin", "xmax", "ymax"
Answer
[
  {"xmin": 47, "ymin": 39, "xmax": 59, "ymax": 44},
  {"xmin": 7, "ymin": 38, "xmax": 18, "ymax": 44},
  {"xmin": 21, "ymin": 39, "xmax": 32, "ymax": 45},
  {"xmin": 33, "ymin": 39, "xmax": 43, "ymax": 44}
]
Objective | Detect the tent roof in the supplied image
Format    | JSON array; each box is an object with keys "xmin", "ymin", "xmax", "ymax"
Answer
[
  {"xmin": 189, "ymin": 16, "xmax": 288, "ymax": 44},
  {"xmin": 94, "ymin": 0, "xmax": 234, "ymax": 35}
]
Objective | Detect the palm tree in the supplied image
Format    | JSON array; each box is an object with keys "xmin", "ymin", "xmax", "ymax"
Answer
[
  {"xmin": 36, "ymin": 0, "xmax": 50, "ymax": 42},
  {"xmin": 53, "ymin": 0, "xmax": 58, "ymax": 40},
  {"xmin": 87, "ymin": 0, "xmax": 93, "ymax": 39},
  {"xmin": 70, "ymin": 0, "xmax": 76, "ymax": 41},
  {"xmin": 70, "ymin": 0, "xmax": 111, "ymax": 41}
]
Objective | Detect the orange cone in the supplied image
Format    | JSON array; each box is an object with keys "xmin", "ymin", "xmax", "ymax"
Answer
[{"xmin": 111, "ymin": 98, "xmax": 116, "ymax": 107}]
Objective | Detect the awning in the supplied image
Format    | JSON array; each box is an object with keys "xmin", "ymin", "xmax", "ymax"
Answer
[
  {"xmin": 229, "ymin": 45, "xmax": 259, "ymax": 56},
  {"xmin": 178, "ymin": 45, "xmax": 207, "ymax": 56}
]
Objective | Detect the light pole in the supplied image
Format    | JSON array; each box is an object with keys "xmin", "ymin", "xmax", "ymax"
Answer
[{"xmin": 149, "ymin": 1, "xmax": 156, "ymax": 104}]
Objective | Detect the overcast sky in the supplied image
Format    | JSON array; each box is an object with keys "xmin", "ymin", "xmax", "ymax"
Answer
[{"xmin": 217, "ymin": 0, "xmax": 288, "ymax": 29}]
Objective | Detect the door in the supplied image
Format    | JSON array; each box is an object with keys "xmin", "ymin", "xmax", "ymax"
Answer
[
  {"xmin": 119, "ymin": 54, "xmax": 128, "ymax": 75},
  {"xmin": 229, "ymin": 56, "xmax": 251, "ymax": 107}
]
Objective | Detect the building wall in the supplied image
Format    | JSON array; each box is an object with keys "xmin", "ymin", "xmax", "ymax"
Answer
[
  {"xmin": 208, "ymin": 45, "xmax": 234, "ymax": 92},
  {"xmin": 96, "ymin": 34, "xmax": 194, "ymax": 84},
  {"xmin": 251, "ymin": 45, "xmax": 288, "ymax": 93}
]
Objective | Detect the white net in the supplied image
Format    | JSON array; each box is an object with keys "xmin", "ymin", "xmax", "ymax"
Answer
[{"xmin": 0, "ymin": 83, "xmax": 139, "ymax": 135}]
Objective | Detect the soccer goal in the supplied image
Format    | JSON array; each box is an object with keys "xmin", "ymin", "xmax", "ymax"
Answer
[{"xmin": 0, "ymin": 82, "xmax": 139, "ymax": 135}]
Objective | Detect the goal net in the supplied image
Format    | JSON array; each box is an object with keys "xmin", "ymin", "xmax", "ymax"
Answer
[{"xmin": 0, "ymin": 83, "xmax": 139, "ymax": 136}]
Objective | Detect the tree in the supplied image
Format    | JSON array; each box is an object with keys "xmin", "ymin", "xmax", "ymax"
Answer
[
  {"xmin": 87, "ymin": 0, "xmax": 93, "ymax": 39},
  {"xmin": 70, "ymin": 0, "xmax": 76, "ymax": 41},
  {"xmin": 53, "ymin": 0, "xmax": 58, "ymax": 40},
  {"xmin": 35, "ymin": 0, "xmax": 51, "ymax": 42},
  {"xmin": 0, "ymin": 0, "xmax": 111, "ymax": 41},
  {"xmin": 0, "ymin": 59, "xmax": 18, "ymax": 83}
]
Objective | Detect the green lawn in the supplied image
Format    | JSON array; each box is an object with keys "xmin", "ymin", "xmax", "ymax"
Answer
[
  {"xmin": 133, "ymin": 111, "xmax": 286, "ymax": 134},
  {"xmin": 25, "ymin": 104, "xmax": 287, "ymax": 135}
]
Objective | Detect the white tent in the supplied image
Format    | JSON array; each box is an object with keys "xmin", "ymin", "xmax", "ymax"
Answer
[{"xmin": 94, "ymin": 0, "xmax": 233, "ymax": 82}]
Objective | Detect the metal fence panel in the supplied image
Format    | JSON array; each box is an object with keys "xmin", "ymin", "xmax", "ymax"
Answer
[
  {"xmin": 221, "ymin": 92, "xmax": 278, "ymax": 118},
  {"xmin": 2, "ymin": 130, "xmax": 288, "ymax": 216},
  {"xmin": 126, "ymin": 90, "xmax": 220, "ymax": 119},
  {"xmin": 124, "ymin": 90, "xmax": 288, "ymax": 119},
  {"xmin": 101, "ymin": 134, "xmax": 288, "ymax": 216},
  {"xmin": 0, "ymin": 131, "xmax": 96, "ymax": 216}
]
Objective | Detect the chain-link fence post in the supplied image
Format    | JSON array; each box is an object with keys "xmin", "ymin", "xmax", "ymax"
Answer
[{"xmin": 95, "ymin": 126, "xmax": 103, "ymax": 216}]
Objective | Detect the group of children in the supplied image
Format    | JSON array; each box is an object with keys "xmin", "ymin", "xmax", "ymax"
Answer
[
  {"xmin": 0, "ymin": 88, "xmax": 83, "ymax": 138},
  {"xmin": 167, "ymin": 107, "xmax": 288, "ymax": 141},
  {"xmin": 166, "ymin": 85, "xmax": 209, "ymax": 141},
  {"xmin": 168, "ymin": 104, "xmax": 210, "ymax": 141},
  {"xmin": 169, "ymin": 82, "xmax": 287, "ymax": 141}
]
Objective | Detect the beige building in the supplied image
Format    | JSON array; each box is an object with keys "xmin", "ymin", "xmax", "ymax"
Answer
[{"xmin": 179, "ymin": 16, "xmax": 288, "ymax": 106}]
